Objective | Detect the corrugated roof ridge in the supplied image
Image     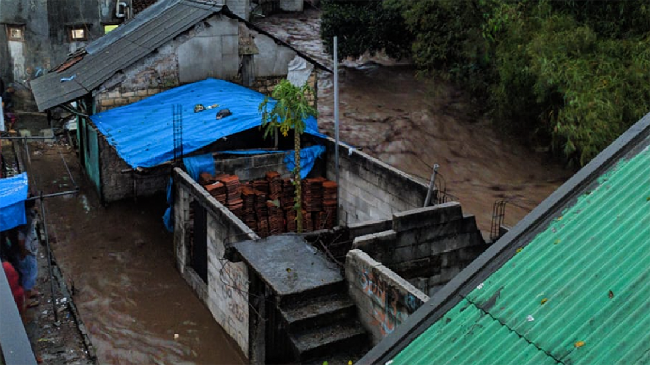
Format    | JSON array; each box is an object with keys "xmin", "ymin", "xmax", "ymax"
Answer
[{"xmin": 462, "ymin": 294, "xmax": 564, "ymax": 365}]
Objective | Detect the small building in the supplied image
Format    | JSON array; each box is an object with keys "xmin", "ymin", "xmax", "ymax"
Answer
[
  {"xmin": 0, "ymin": 0, "xmax": 254, "ymax": 87},
  {"xmin": 171, "ymin": 131, "xmax": 489, "ymax": 362},
  {"xmin": 29, "ymin": 0, "xmax": 328, "ymax": 202},
  {"xmin": 362, "ymin": 113, "xmax": 650, "ymax": 364}
]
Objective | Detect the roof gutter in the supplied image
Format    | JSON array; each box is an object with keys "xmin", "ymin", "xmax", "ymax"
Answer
[{"xmin": 360, "ymin": 112, "xmax": 650, "ymax": 364}]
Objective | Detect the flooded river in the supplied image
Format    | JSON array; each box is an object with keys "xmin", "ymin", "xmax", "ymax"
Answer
[
  {"xmin": 26, "ymin": 146, "xmax": 245, "ymax": 364},
  {"xmin": 255, "ymin": 9, "xmax": 573, "ymax": 231}
]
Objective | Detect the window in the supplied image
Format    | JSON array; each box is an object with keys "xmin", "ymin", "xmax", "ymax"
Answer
[
  {"xmin": 68, "ymin": 26, "xmax": 87, "ymax": 41},
  {"xmin": 6, "ymin": 25, "xmax": 25, "ymax": 41},
  {"xmin": 103, "ymin": 25, "xmax": 119, "ymax": 34}
]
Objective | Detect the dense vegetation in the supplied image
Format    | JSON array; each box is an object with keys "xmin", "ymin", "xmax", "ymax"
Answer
[{"xmin": 321, "ymin": 0, "xmax": 650, "ymax": 165}]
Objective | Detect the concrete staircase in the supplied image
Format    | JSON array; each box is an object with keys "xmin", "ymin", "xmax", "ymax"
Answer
[{"xmin": 279, "ymin": 281, "xmax": 370, "ymax": 364}]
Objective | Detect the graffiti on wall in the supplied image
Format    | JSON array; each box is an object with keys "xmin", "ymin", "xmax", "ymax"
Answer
[
  {"xmin": 211, "ymin": 252, "xmax": 249, "ymax": 355},
  {"xmin": 358, "ymin": 268, "xmax": 424, "ymax": 337}
]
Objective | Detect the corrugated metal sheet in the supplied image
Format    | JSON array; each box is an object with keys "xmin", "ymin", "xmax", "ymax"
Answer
[
  {"xmin": 392, "ymin": 143, "xmax": 650, "ymax": 365},
  {"xmin": 31, "ymin": 0, "xmax": 222, "ymax": 111}
]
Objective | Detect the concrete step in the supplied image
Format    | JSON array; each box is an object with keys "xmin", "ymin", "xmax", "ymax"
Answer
[
  {"xmin": 290, "ymin": 321, "xmax": 368, "ymax": 362},
  {"xmin": 280, "ymin": 292, "xmax": 356, "ymax": 331},
  {"xmin": 279, "ymin": 279, "xmax": 346, "ymax": 307},
  {"xmin": 307, "ymin": 349, "xmax": 368, "ymax": 365}
]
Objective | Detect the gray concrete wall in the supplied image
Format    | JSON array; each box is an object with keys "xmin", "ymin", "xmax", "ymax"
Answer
[
  {"xmin": 226, "ymin": 0, "xmax": 250, "ymax": 21},
  {"xmin": 96, "ymin": 14, "xmax": 240, "ymax": 111},
  {"xmin": 0, "ymin": 0, "xmax": 118, "ymax": 84},
  {"xmin": 323, "ymin": 138, "xmax": 429, "ymax": 225},
  {"xmin": 173, "ymin": 168, "xmax": 259, "ymax": 358},
  {"xmin": 352, "ymin": 202, "xmax": 487, "ymax": 297},
  {"xmin": 214, "ymin": 153, "xmax": 290, "ymax": 181},
  {"xmin": 250, "ymin": 31, "xmax": 298, "ymax": 78},
  {"xmin": 345, "ymin": 249, "xmax": 428, "ymax": 345}
]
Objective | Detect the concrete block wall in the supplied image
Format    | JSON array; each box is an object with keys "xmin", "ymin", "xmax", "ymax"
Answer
[
  {"xmin": 323, "ymin": 138, "xmax": 429, "ymax": 225},
  {"xmin": 214, "ymin": 153, "xmax": 290, "ymax": 181},
  {"xmin": 98, "ymin": 132, "xmax": 169, "ymax": 202},
  {"xmin": 352, "ymin": 202, "xmax": 487, "ymax": 297},
  {"xmin": 173, "ymin": 168, "xmax": 260, "ymax": 358},
  {"xmin": 345, "ymin": 249, "xmax": 429, "ymax": 345}
]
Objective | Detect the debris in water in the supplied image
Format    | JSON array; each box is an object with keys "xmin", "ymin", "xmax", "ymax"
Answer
[
  {"xmin": 80, "ymin": 195, "xmax": 91, "ymax": 213},
  {"xmin": 575, "ymin": 341, "xmax": 585, "ymax": 348},
  {"xmin": 526, "ymin": 315, "xmax": 534, "ymax": 322},
  {"xmin": 608, "ymin": 290, "xmax": 614, "ymax": 299},
  {"xmin": 541, "ymin": 298, "xmax": 548, "ymax": 305}
]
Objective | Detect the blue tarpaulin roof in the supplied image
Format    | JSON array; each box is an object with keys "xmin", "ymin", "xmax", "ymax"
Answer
[
  {"xmin": 0, "ymin": 173, "xmax": 28, "ymax": 232},
  {"xmin": 90, "ymin": 79, "xmax": 325, "ymax": 168}
]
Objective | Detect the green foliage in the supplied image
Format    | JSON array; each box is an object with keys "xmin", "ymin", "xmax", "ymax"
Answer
[
  {"xmin": 320, "ymin": 0, "xmax": 411, "ymax": 59},
  {"xmin": 394, "ymin": 0, "xmax": 650, "ymax": 165},
  {"xmin": 259, "ymin": 80, "xmax": 317, "ymax": 139},
  {"xmin": 259, "ymin": 80, "xmax": 317, "ymax": 232}
]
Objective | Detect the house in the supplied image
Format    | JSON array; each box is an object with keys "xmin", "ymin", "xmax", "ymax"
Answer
[
  {"xmin": 361, "ymin": 112, "xmax": 650, "ymax": 364},
  {"xmin": 0, "ymin": 0, "xmax": 255, "ymax": 88},
  {"xmin": 171, "ymin": 127, "xmax": 489, "ymax": 362},
  {"xmin": 29, "ymin": 0, "xmax": 328, "ymax": 203}
]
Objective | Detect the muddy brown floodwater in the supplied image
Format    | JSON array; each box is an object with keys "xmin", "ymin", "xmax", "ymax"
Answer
[
  {"xmin": 317, "ymin": 66, "xmax": 574, "ymax": 231},
  {"xmin": 255, "ymin": 9, "xmax": 574, "ymax": 232},
  {"xmin": 26, "ymin": 145, "xmax": 245, "ymax": 365}
]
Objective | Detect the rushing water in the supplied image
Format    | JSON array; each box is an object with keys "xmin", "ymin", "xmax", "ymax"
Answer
[
  {"xmin": 27, "ymin": 147, "xmax": 245, "ymax": 365},
  {"xmin": 255, "ymin": 9, "xmax": 572, "ymax": 232}
]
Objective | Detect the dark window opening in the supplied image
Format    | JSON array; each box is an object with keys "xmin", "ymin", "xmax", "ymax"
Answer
[{"xmin": 189, "ymin": 201, "xmax": 208, "ymax": 284}]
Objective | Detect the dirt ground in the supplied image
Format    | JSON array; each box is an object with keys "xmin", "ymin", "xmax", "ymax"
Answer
[{"xmin": 13, "ymin": 117, "xmax": 244, "ymax": 364}]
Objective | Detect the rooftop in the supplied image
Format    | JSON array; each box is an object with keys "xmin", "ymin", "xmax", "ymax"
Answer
[{"xmin": 362, "ymin": 113, "xmax": 650, "ymax": 364}]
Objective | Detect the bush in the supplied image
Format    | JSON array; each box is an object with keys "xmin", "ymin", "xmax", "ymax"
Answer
[{"xmin": 320, "ymin": 0, "xmax": 411, "ymax": 59}]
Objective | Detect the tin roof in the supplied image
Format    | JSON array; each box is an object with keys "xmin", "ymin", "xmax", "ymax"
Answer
[
  {"xmin": 362, "ymin": 113, "xmax": 650, "ymax": 364},
  {"xmin": 31, "ymin": 0, "xmax": 221, "ymax": 111},
  {"xmin": 31, "ymin": 0, "xmax": 330, "ymax": 112},
  {"xmin": 392, "ymin": 140, "xmax": 650, "ymax": 364}
]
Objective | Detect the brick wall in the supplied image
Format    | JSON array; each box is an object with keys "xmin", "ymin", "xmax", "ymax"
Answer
[
  {"xmin": 98, "ymin": 132, "xmax": 169, "ymax": 202},
  {"xmin": 323, "ymin": 137, "xmax": 429, "ymax": 225},
  {"xmin": 96, "ymin": 87, "xmax": 169, "ymax": 112},
  {"xmin": 352, "ymin": 202, "xmax": 487, "ymax": 297},
  {"xmin": 173, "ymin": 168, "xmax": 259, "ymax": 358},
  {"xmin": 346, "ymin": 249, "xmax": 429, "ymax": 345}
]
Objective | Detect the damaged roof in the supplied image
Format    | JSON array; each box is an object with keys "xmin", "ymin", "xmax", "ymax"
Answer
[
  {"xmin": 31, "ymin": 0, "xmax": 330, "ymax": 112},
  {"xmin": 361, "ymin": 113, "xmax": 650, "ymax": 364}
]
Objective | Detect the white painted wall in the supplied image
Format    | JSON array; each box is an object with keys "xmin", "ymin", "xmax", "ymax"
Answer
[{"xmin": 8, "ymin": 41, "xmax": 25, "ymax": 81}]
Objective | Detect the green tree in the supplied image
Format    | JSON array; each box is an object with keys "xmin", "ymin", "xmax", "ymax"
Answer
[
  {"xmin": 321, "ymin": 0, "xmax": 411, "ymax": 59},
  {"xmin": 259, "ymin": 80, "xmax": 317, "ymax": 233}
]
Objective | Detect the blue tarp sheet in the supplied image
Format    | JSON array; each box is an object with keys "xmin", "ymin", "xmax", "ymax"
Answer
[
  {"xmin": 183, "ymin": 154, "xmax": 217, "ymax": 181},
  {"xmin": 0, "ymin": 173, "xmax": 28, "ymax": 232},
  {"xmin": 163, "ymin": 153, "xmax": 219, "ymax": 232},
  {"xmin": 91, "ymin": 78, "xmax": 326, "ymax": 168},
  {"xmin": 283, "ymin": 145, "xmax": 326, "ymax": 179},
  {"xmin": 163, "ymin": 178, "xmax": 174, "ymax": 233}
]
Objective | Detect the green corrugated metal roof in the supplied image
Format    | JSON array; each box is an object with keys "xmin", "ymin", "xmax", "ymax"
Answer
[{"xmin": 392, "ymin": 144, "xmax": 650, "ymax": 365}]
